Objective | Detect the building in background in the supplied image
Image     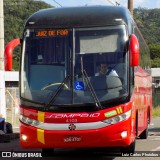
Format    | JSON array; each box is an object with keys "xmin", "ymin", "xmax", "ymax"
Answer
[
  {"xmin": 5, "ymin": 71, "xmax": 19, "ymax": 87},
  {"xmin": 151, "ymin": 68, "xmax": 160, "ymax": 88}
]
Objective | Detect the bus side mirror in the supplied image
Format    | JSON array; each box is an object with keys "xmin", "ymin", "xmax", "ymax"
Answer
[
  {"xmin": 129, "ymin": 34, "xmax": 139, "ymax": 67},
  {"xmin": 4, "ymin": 38, "xmax": 20, "ymax": 71}
]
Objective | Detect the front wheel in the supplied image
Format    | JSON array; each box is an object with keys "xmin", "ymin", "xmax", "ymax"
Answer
[
  {"xmin": 121, "ymin": 141, "xmax": 136, "ymax": 154},
  {"xmin": 139, "ymin": 114, "xmax": 149, "ymax": 139},
  {"xmin": 139, "ymin": 126, "xmax": 148, "ymax": 139}
]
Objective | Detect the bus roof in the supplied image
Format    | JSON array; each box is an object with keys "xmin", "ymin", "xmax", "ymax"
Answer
[{"xmin": 25, "ymin": 6, "xmax": 132, "ymax": 28}]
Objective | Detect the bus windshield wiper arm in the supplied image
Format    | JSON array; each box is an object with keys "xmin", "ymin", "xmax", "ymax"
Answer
[
  {"xmin": 80, "ymin": 56, "xmax": 102, "ymax": 110},
  {"xmin": 44, "ymin": 74, "xmax": 70, "ymax": 111},
  {"xmin": 82, "ymin": 69, "xmax": 102, "ymax": 110}
]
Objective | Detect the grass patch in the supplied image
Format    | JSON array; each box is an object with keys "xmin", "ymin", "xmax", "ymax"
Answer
[{"xmin": 152, "ymin": 105, "xmax": 160, "ymax": 117}]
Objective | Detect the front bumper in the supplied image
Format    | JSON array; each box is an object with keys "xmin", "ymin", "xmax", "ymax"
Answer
[{"xmin": 20, "ymin": 117, "xmax": 134, "ymax": 149}]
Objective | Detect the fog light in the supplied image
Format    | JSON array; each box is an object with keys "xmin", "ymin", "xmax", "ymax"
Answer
[
  {"xmin": 21, "ymin": 134, "xmax": 27, "ymax": 141},
  {"xmin": 121, "ymin": 131, "xmax": 127, "ymax": 138}
]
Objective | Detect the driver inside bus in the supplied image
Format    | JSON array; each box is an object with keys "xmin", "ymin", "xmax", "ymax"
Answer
[{"xmin": 95, "ymin": 63, "xmax": 118, "ymax": 76}]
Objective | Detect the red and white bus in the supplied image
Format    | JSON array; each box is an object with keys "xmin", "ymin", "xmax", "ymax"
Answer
[{"xmin": 13, "ymin": 6, "xmax": 152, "ymax": 154}]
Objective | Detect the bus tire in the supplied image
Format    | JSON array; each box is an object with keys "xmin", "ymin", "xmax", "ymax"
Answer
[
  {"xmin": 121, "ymin": 141, "xmax": 136, "ymax": 154},
  {"xmin": 136, "ymin": 111, "xmax": 138, "ymax": 137},
  {"xmin": 42, "ymin": 148, "xmax": 54, "ymax": 157},
  {"xmin": 139, "ymin": 123, "xmax": 148, "ymax": 139},
  {"xmin": 139, "ymin": 110, "xmax": 149, "ymax": 139}
]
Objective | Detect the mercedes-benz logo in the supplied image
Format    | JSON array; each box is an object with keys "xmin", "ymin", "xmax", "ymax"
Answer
[{"xmin": 68, "ymin": 124, "xmax": 76, "ymax": 131}]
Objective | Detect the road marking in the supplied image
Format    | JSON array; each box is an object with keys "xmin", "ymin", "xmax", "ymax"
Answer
[{"xmin": 151, "ymin": 146, "xmax": 160, "ymax": 151}]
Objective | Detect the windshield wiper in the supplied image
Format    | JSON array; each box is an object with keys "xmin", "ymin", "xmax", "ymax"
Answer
[
  {"xmin": 80, "ymin": 56, "xmax": 102, "ymax": 110},
  {"xmin": 82, "ymin": 69, "xmax": 102, "ymax": 110},
  {"xmin": 44, "ymin": 74, "xmax": 70, "ymax": 111}
]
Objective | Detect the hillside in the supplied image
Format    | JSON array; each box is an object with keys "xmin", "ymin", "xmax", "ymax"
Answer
[
  {"xmin": 134, "ymin": 8, "xmax": 160, "ymax": 67},
  {"xmin": 4, "ymin": 0, "xmax": 53, "ymax": 44},
  {"xmin": 134, "ymin": 8, "xmax": 160, "ymax": 44},
  {"xmin": 4, "ymin": 0, "xmax": 53, "ymax": 70},
  {"xmin": 4, "ymin": 1, "xmax": 160, "ymax": 69}
]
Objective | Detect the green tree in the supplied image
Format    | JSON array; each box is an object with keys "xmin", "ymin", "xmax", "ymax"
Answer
[
  {"xmin": 134, "ymin": 8, "xmax": 160, "ymax": 45},
  {"xmin": 134, "ymin": 8, "xmax": 160, "ymax": 68},
  {"xmin": 4, "ymin": 0, "xmax": 54, "ymax": 70},
  {"xmin": 149, "ymin": 44, "xmax": 160, "ymax": 59},
  {"xmin": 151, "ymin": 58, "xmax": 160, "ymax": 68}
]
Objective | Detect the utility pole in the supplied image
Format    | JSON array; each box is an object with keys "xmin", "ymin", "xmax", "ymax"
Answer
[
  {"xmin": 0, "ymin": 0, "xmax": 6, "ymax": 118},
  {"xmin": 128, "ymin": 0, "xmax": 133, "ymax": 16}
]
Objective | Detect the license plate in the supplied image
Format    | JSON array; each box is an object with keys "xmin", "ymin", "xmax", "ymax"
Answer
[{"xmin": 64, "ymin": 136, "xmax": 82, "ymax": 143}]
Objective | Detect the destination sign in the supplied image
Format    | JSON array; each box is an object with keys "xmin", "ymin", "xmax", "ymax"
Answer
[{"xmin": 36, "ymin": 29, "xmax": 69, "ymax": 37}]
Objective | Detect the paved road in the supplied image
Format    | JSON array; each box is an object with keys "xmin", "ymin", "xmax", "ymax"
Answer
[{"xmin": 0, "ymin": 117, "xmax": 160, "ymax": 160}]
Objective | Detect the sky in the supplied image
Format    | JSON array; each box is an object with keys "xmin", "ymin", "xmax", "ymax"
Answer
[{"xmin": 43, "ymin": 0, "xmax": 160, "ymax": 9}]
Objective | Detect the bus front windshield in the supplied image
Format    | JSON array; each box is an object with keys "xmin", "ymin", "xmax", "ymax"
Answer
[{"xmin": 21, "ymin": 25, "xmax": 128, "ymax": 108}]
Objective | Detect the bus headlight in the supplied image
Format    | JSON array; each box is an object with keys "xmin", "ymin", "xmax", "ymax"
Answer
[
  {"xmin": 20, "ymin": 115, "xmax": 42, "ymax": 127},
  {"xmin": 102, "ymin": 110, "xmax": 131, "ymax": 125}
]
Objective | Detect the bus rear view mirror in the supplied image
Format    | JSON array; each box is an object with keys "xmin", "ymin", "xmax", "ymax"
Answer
[
  {"xmin": 4, "ymin": 38, "xmax": 20, "ymax": 71},
  {"xmin": 129, "ymin": 34, "xmax": 139, "ymax": 67}
]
